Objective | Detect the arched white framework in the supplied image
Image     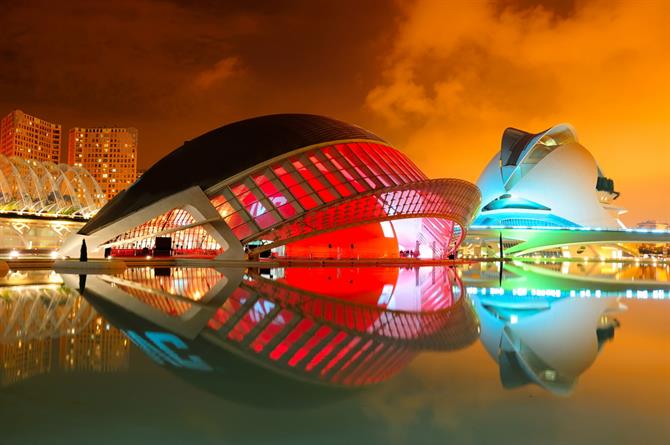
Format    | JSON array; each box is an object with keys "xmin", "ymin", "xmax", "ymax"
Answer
[
  {"xmin": 62, "ymin": 140, "xmax": 481, "ymax": 259},
  {"xmin": 59, "ymin": 186, "xmax": 245, "ymax": 259},
  {"xmin": 0, "ymin": 284, "xmax": 97, "ymax": 342},
  {"xmin": 0, "ymin": 154, "xmax": 106, "ymax": 218}
]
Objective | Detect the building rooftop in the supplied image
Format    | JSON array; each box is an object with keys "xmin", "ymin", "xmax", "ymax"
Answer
[{"xmin": 80, "ymin": 114, "xmax": 385, "ymax": 234}]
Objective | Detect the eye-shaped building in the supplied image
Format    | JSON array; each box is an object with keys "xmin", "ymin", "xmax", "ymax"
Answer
[{"xmin": 60, "ymin": 114, "xmax": 480, "ymax": 260}]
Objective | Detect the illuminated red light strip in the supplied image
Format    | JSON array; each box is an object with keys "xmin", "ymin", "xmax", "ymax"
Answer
[
  {"xmin": 245, "ymin": 307, "xmax": 286, "ymax": 352},
  {"xmin": 226, "ymin": 297, "xmax": 275, "ymax": 342},
  {"xmin": 304, "ymin": 331, "xmax": 348, "ymax": 372},
  {"xmin": 208, "ymin": 306, "xmax": 236, "ymax": 331},
  {"xmin": 323, "ymin": 336, "xmax": 371, "ymax": 381},
  {"xmin": 288, "ymin": 325, "xmax": 333, "ymax": 367},
  {"xmin": 342, "ymin": 342, "xmax": 386, "ymax": 385},
  {"xmin": 319, "ymin": 336, "xmax": 361, "ymax": 376},
  {"xmin": 322, "ymin": 148, "xmax": 367, "ymax": 192},
  {"xmin": 330, "ymin": 338, "xmax": 374, "ymax": 383},
  {"xmin": 268, "ymin": 318, "xmax": 315, "ymax": 361}
]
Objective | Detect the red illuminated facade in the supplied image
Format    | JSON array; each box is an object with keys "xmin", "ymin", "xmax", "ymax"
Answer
[{"xmin": 60, "ymin": 114, "xmax": 480, "ymax": 260}]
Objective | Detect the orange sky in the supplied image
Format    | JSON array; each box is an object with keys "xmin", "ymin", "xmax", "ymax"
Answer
[{"xmin": 0, "ymin": 0, "xmax": 668, "ymax": 224}]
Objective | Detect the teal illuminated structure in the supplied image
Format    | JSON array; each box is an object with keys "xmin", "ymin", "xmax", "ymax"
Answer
[
  {"xmin": 467, "ymin": 124, "xmax": 670, "ymax": 258},
  {"xmin": 474, "ymin": 124, "xmax": 624, "ymax": 229}
]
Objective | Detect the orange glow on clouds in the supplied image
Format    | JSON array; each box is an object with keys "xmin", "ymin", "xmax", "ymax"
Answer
[
  {"xmin": 366, "ymin": 0, "xmax": 670, "ymax": 224},
  {"xmin": 0, "ymin": 0, "xmax": 667, "ymax": 224}
]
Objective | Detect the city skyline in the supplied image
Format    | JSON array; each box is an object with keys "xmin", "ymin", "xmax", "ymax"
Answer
[
  {"xmin": 0, "ymin": 0, "xmax": 667, "ymax": 225},
  {"xmin": 0, "ymin": 3, "xmax": 667, "ymax": 444},
  {"xmin": 0, "ymin": 108, "xmax": 138, "ymax": 203}
]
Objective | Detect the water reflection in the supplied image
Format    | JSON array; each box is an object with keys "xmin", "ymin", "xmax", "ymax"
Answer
[
  {"xmin": 1, "ymin": 262, "xmax": 668, "ymax": 399},
  {"xmin": 457, "ymin": 261, "xmax": 670, "ymax": 395},
  {"xmin": 461, "ymin": 260, "xmax": 670, "ymax": 296},
  {"xmin": 1, "ymin": 263, "xmax": 669, "ymax": 444},
  {"xmin": 0, "ymin": 278, "xmax": 129, "ymax": 388},
  {"xmin": 62, "ymin": 266, "xmax": 477, "ymax": 394},
  {"xmin": 473, "ymin": 292, "xmax": 624, "ymax": 395}
]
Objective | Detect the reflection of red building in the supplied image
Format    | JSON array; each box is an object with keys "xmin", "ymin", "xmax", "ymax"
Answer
[
  {"xmin": 61, "ymin": 114, "xmax": 480, "ymax": 260},
  {"xmin": 204, "ymin": 267, "xmax": 475, "ymax": 386},
  {"xmin": 79, "ymin": 266, "xmax": 478, "ymax": 387}
]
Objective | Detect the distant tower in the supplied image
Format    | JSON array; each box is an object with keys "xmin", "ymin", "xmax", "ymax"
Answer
[
  {"xmin": 68, "ymin": 126, "xmax": 138, "ymax": 201},
  {"xmin": 0, "ymin": 109, "xmax": 62, "ymax": 163}
]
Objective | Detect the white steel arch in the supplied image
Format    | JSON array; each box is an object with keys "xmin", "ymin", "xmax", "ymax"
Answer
[{"xmin": 0, "ymin": 154, "xmax": 106, "ymax": 218}]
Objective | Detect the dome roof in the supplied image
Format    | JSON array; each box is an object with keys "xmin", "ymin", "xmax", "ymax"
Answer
[
  {"xmin": 81, "ymin": 114, "xmax": 385, "ymax": 234},
  {"xmin": 474, "ymin": 123, "xmax": 624, "ymax": 229}
]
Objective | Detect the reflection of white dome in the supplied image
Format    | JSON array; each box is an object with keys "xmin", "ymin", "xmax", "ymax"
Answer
[
  {"xmin": 474, "ymin": 124, "xmax": 625, "ymax": 229},
  {"xmin": 476, "ymin": 296, "xmax": 625, "ymax": 395}
]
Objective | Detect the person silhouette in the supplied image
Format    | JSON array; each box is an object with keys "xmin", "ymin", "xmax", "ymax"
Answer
[
  {"xmin": 80, "ymin": 239, "xmax": 88, "ymax": 262},
  {"xmin": 78, "ymin": 274, "xmax": 87, "ymax": 294}
]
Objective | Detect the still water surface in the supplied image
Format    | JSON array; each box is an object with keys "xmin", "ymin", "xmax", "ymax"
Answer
[{"xmin": 1, "ymin": 263, "xmax": 668, "ymax": 445}]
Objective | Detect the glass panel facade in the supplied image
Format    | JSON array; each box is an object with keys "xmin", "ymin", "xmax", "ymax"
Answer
[
  {"xmin": 103, "ymin": 140, "xmax": 478, "ymax": 259},
  {"xmin": 248, "ymin": 179, "xmax": 477, "ymax": 256},
  {"xmin": 104, "ymin": 208, "xmax": 224, "ymax": 257},
  {"xmin": 206, "ymin": 141, "xmax": 454, "ymax": 249}
]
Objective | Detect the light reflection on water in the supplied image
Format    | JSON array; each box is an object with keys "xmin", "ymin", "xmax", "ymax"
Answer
[{"xmin": 0, "ymin": 263, "xmax": 668, "ymax": 444}]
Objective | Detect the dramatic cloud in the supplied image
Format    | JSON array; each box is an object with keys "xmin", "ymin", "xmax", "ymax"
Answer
[
  {"xmin": 366, "ymin": 0, "xmax": 670, "ymax": 223},
  {"xmin": 0, "ymin": 0, "xmax": 666, "ymax": 223}
]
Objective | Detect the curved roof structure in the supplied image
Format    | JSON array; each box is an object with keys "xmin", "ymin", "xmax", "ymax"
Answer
[
  {"xmin": 63, "ymin": 114, "xmax": 481, "ymax": 260},
  {"xmin": 500, "ymin": 124, "xmax": 577, "ymax": 190},
  {"xmin": 0, "ymin": 154, "xmax": 106, "ymax": 218},
  {"xmin": 474, "ymin": 123, "xmax": 625, "ymax": 229},
  {"xmin": 83, "ymin": 114, "xmax": 384, "ymax": 234}
]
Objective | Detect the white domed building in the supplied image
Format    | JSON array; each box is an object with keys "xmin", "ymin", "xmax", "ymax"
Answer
[{"xmin": 474, "ymin": 124, "xmax": 626, "ymax": 229}]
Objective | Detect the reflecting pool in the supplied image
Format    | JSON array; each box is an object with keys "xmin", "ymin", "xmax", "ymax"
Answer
[{"xmin": 1, "ymin": 263, "xmax": 668, "ymax": 444}]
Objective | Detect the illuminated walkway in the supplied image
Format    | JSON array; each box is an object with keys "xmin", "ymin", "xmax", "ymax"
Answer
[{"xmin": 469, "ymin": 226, "xmax": 670, "ymax": 257}]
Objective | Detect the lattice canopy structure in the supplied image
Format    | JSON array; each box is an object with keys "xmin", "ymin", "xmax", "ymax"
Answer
[
  {"xmin": 0, "ymin": 154, "xmax": 106, "ymax": 218},
  {"xmin": 61, "ymin": 114, "xmax": 481, "ymax": 259}
]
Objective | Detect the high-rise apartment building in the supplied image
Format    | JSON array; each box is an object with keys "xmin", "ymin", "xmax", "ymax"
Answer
[
  {"xmin": 0, "ymin": 109, "xmax": 62, "ymax": 163},
  {"xmin": 68, "ymin": 127, "xmax": 138, "ymax": 201}
]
